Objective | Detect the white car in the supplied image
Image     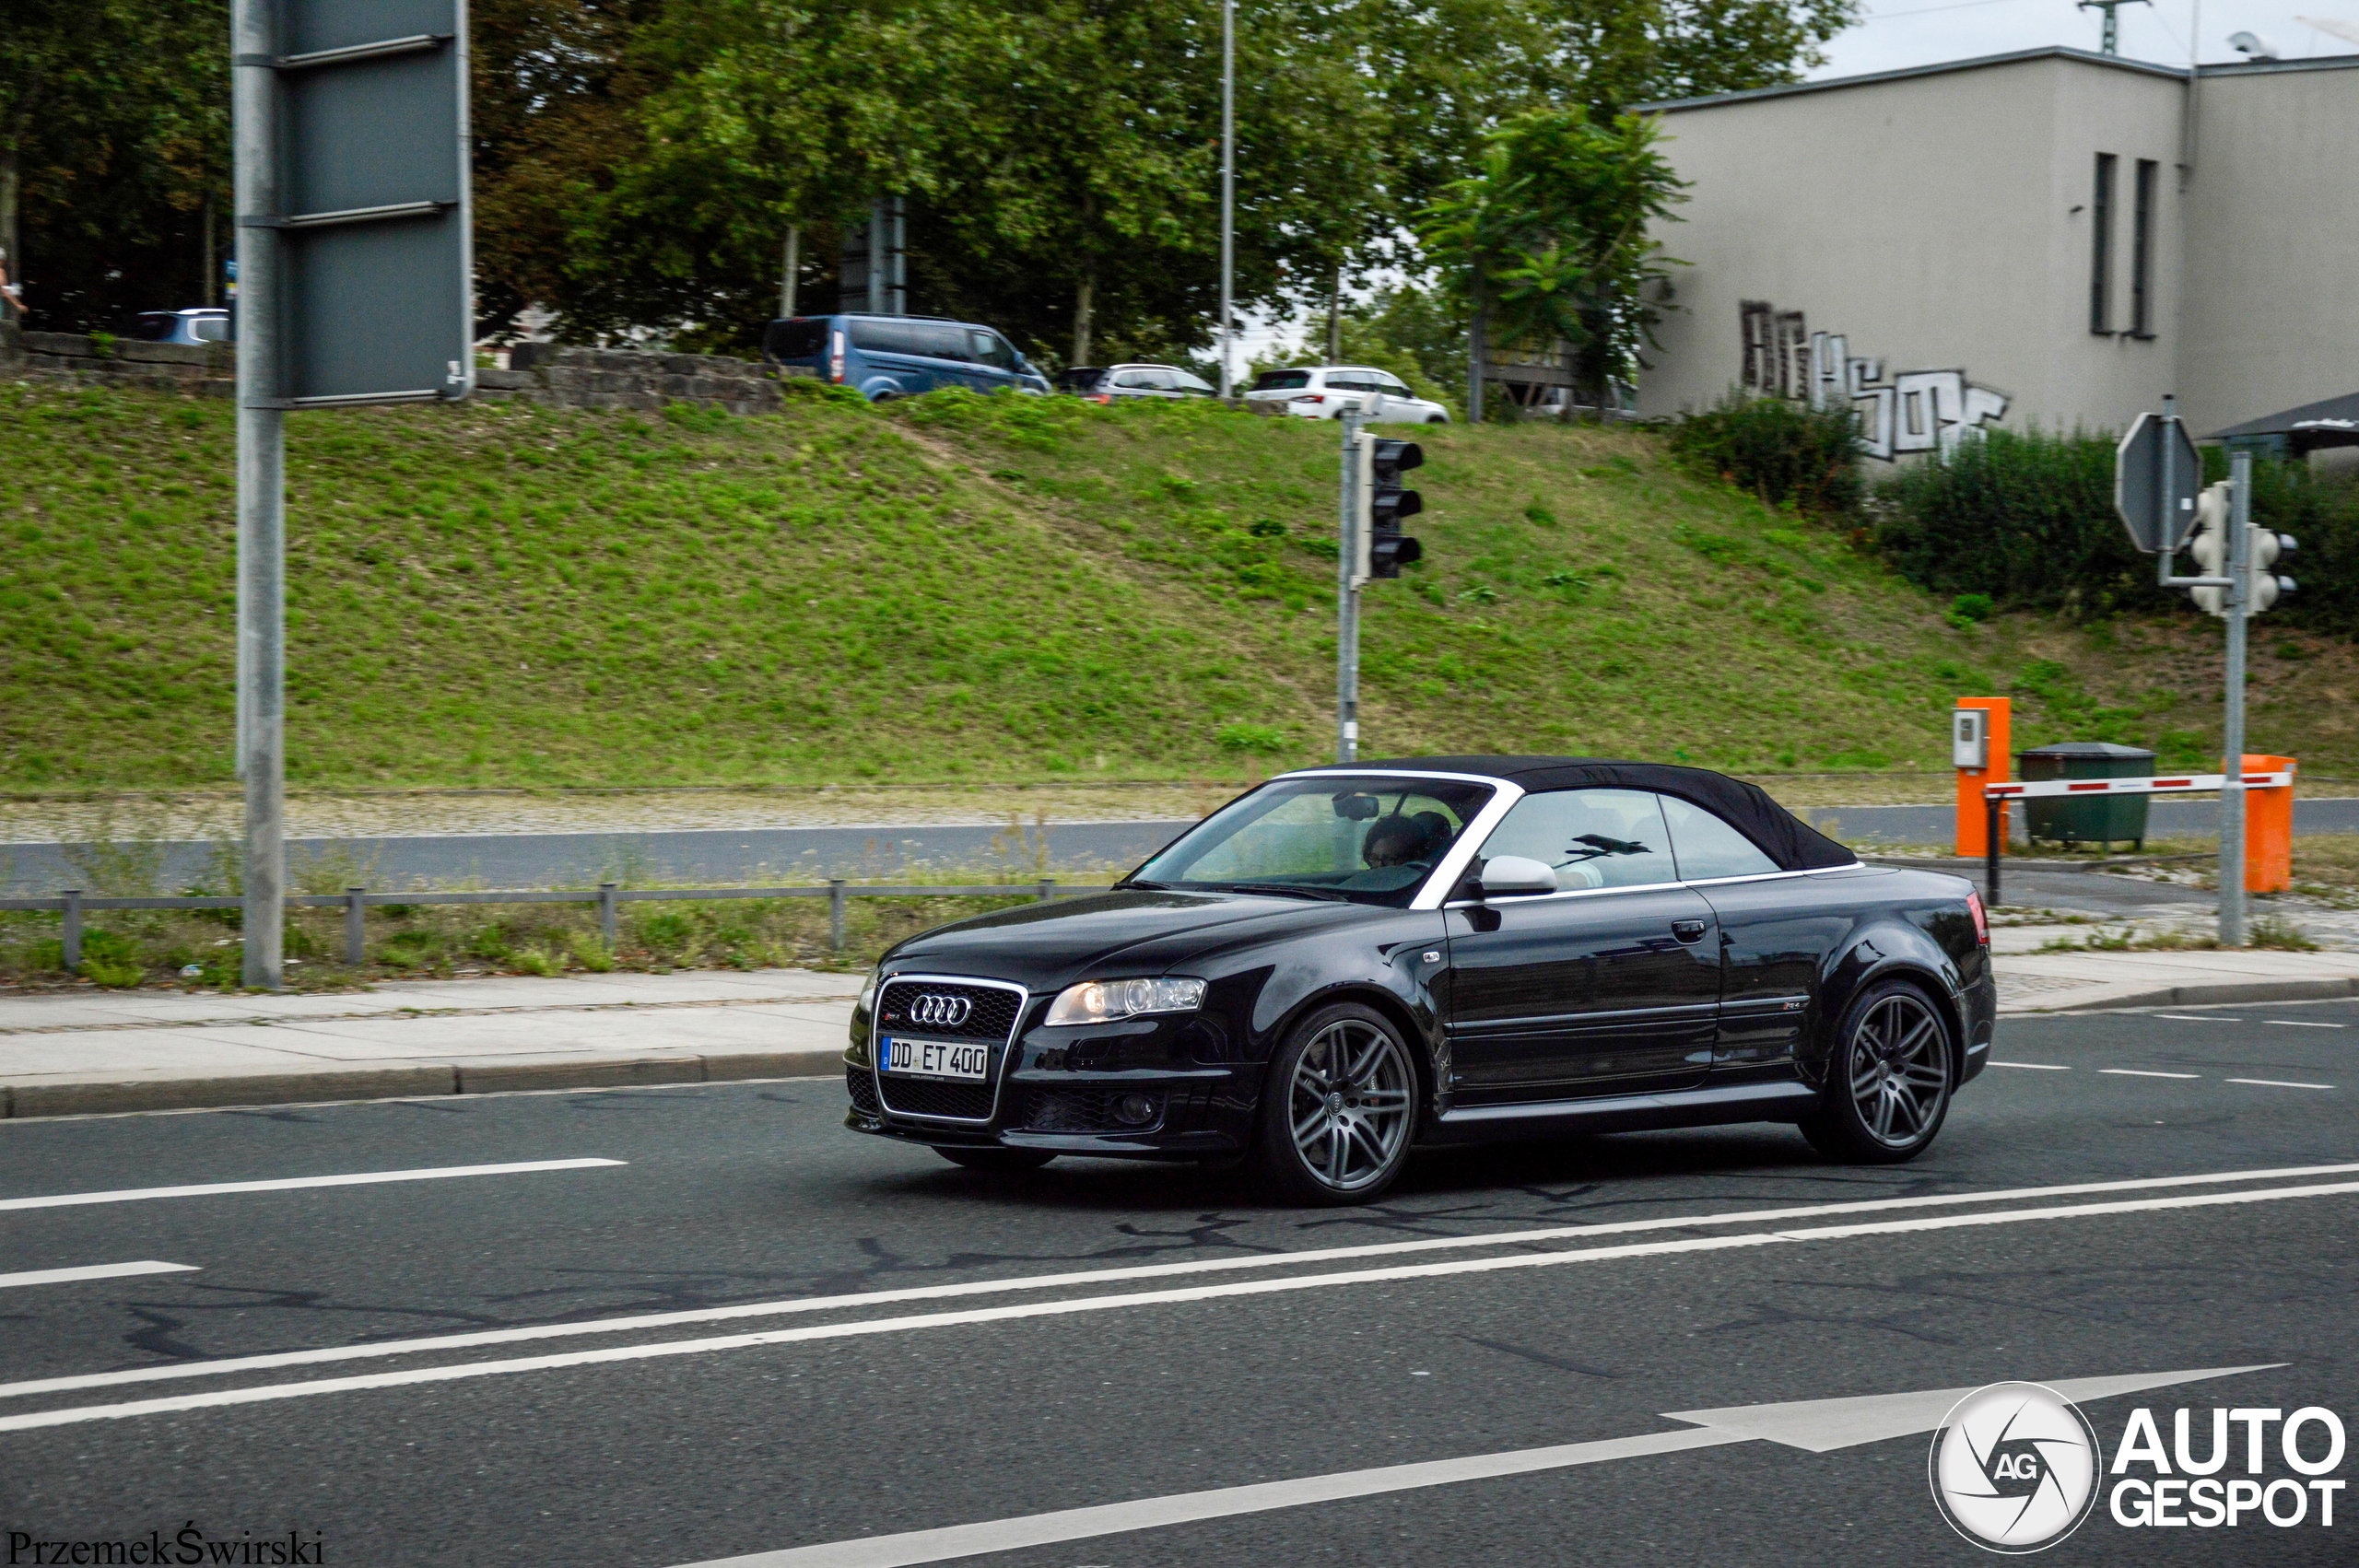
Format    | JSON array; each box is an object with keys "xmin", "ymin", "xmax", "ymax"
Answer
[{"xmin": 1243, "ymin": 365, "xmax": 1451, "ymax": 425}]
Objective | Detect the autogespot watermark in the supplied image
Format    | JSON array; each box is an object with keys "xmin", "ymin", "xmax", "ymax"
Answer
[
  {"xmin": 4, "ymin": 1524, "xmax": 323, "ymax": 1565},
  {"xmin": 1929, "ymin": 1384, "xmax": 2350, "ymax": 1552},
  {"xmin": 1930, "ymin": 1382, "xmax": 2104, "ymax": 1552}
]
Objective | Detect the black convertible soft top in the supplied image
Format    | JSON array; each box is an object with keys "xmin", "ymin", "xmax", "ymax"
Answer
[{"xmin": 1297, "ymin": 755, "xmax": 1860, "ymax": 872}]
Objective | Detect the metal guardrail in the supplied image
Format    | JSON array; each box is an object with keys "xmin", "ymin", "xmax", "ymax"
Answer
[{"xmin": 0, "ymin": 880, "xmax": 1119, "ymax": 970}]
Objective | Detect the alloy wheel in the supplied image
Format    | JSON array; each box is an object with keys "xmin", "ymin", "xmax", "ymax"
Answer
[
  {"xmin": 1848, "ymin": 991, "xmax": 1950, "ymax": 1149},
  {"xmin": 1286, "ymin": 1018, "xmax": 1414, "ymax": 1192}
]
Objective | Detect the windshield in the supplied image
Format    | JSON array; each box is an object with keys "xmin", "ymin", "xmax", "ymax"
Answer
[{"xmin": 1129, "ymin": 776, "xmax": 1493, "ymax": 905}]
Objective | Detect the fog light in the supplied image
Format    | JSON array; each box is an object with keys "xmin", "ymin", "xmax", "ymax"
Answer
[{"xmin": 1112, "ymin": 1092, "xmax": 1158, "ymax": 1127}]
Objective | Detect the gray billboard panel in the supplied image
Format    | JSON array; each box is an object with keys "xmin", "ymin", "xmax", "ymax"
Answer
[{"xmin": 271, "ymin": 0, "xmax": 470, "ymax": 404}]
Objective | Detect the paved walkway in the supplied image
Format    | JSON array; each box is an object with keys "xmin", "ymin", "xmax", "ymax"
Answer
[{"xmin": 6, "ymin": 943, "xmax": 2359, "ymax": 1119}]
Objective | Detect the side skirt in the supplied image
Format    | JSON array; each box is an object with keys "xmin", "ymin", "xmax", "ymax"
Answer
[{"xmin": 1418, "ymin": 1080, "xmax": 1821, "ymax": 1147}]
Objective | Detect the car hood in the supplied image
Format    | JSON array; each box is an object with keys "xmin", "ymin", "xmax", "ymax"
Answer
[{"xmin": 881, "ymin": 887, "xmax": 1385, "ymax": 991}]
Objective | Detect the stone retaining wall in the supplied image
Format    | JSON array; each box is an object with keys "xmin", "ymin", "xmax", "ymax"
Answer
[{"xmin": 0, "ymin": 324, "xmax": 807, "ymax": 415}]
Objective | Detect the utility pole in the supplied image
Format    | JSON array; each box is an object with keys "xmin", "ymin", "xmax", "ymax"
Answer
[
  {"xmin": 1326, "ymin": 267, "xmax": 1342, "ymax": 365},
  {"xmin": 1335, "ymin": 405, "xmax": 1365, "ymax": 764},
  {"xmin": 1217, "ymin": 0, "xmax": 1236, "ymax": 399},
  {"xmin": 780, "ymin": 227, "xmax": 798, "ymax": 317},
  {"xmin": 232, "ymin": 0, "xmax": 286, "ymax": 990},
  {"xmin": 2219, "ymin": 446, "xmax": 2251, "ymax": 945}
]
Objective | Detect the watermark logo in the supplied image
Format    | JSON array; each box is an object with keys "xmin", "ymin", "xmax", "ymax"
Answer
[{"xmin": 1929, "ymin": 1382, "xmax": 2104, "ymax": 1553}]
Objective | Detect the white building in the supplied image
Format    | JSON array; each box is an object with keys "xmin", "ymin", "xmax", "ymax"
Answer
[{"xmin": 1633, "ymin": 47, "xmax": 2359, "ymax": 451}]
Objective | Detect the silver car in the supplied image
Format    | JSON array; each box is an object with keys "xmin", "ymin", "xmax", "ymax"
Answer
[{"xmin": 1244, "ymin": 365, "xmax": 1450, "ymax": 425}]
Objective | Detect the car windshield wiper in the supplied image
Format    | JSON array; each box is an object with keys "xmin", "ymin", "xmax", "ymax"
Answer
[
  {"xmin": 1222, "ymin": 883, "xmax": 1350, "ymax": 902},
  {"xmin": 1120, "ymin": 879, "xmax": 1175, "ymax": 890}
]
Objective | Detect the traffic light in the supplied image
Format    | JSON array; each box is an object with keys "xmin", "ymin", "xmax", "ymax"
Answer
[
  {"xmin": 2184, "ymin": 480, "xmax": 2296, "ymax": 617},
  {"xmin": 2248, "ymin": 525, "xmax": 2297, "ymax": 614},
  {"xmin": 2187, "ymin": 482, "xmax": 2230, "ymax": 615},
  {"xmin": 1356, "ymin": 438, "xmax": 1425, "ymax": 580}
]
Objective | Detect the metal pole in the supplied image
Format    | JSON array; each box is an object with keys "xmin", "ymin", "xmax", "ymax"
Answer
[
  {"xmin": 2220, "ymin": 446, "xmax": 2251, "ymax": 945},
  {"xmin": 780, "ymin": 227, "xmax": 798, "ymax": 318},
  {"xmin": 1336, "ymin": 411, "xmax": 1361, "ymax": 764},
  {"xmin": 1327, "ymin": 267, "xmax": 1342, "ymax": 365},
  {"xmin": 599, "ymin": 882, "xmax": 619, "ymax": 950},
  {"xmin": 827, "ymin": 879, "xmax": 847, "ymax": 953},
  {"xmin": 345, "ymin": 887, "xmax": 366, "ymax": 967},
  {"xmin": 61, "ymin": 890, "xmax": 83, "ymax": 974},
  {"xmin": 1217, "ymin": 0, "xmax": 1235, "ymax": 400},
  {"xmin": 1037, "ymin": 878, "xmax": 1056, "ymax": 904},
  {"xmin": 234, "ymin": 0, "xmax": 285, "ymax": 991},
  {"xmin": 1984, "ymin": 799, "xmax": 2001, "ymax": 908}
]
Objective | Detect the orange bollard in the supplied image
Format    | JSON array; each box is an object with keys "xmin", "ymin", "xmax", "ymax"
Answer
[
  {"xmin": 1954, "ymin": 698, "xmax": 2012, "ymax": 858},
  {"xmin": 2241, "ymin": 754, "xmax": 2295, "ymax": 894}
]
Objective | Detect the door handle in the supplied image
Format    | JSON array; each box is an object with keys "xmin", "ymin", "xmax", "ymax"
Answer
[{"xmin": 1671, "ymin": 919, "xmax": 1708, "ymax": 944}]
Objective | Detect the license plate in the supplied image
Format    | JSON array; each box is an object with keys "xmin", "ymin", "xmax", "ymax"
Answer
[{"xmin": 879, "ymin": 1036, "xmax": 991, "ymax": 1081}]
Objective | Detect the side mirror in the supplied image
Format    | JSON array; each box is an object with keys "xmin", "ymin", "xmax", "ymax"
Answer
[{"xmin": 1472, "ymin": 855, "xmax": 1556, "ymax": 898}]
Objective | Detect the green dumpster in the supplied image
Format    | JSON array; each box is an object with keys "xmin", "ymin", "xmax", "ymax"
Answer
[{"xmin": 2016, "ymin": 742, "xmax": 2156, "ymax": 849}]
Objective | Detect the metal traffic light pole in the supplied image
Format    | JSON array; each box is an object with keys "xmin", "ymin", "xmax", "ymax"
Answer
[
  {"xmin": 2219, "ymin": 446, "xmax": 2252, "ymax": 945},
  {"xmin": 1336, "ymin": 404, "xmax": 1366, "ymax": 764}
]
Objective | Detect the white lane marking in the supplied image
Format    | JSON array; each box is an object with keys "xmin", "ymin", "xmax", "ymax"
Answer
[
  {"xmin": 2265, "ymin": 1020, "xmax": 2347, "ymax": 1029},
  {"xmin": 1989, "ymin": 1061, "xmax": 2071, "ymax": 1070},
  {"xmin": 3, "ymin": 1180, "xmax": 2353, "ymax": 1433},
  {"xmin": 2154, "ymin": 1015, "xmax": 2223, "ymax": 1023},
  {"xmin": 0, "ymin": 1262, "xmax": 198, "ymax": 1290},
  {"xmin": 2227, "ymin": 1079, "xmax": 2337, "ymax": 1091},
  {"xmin": 6, "ymin": 1161, "xmax": 2356, "ymax": 1404},
  {"xmin": 0, "ymin": 1158, "xmax": 625, "ymax": 1212},
  {"xmin": 2100, "ymin": 1069, "xmax": 2201, "ymax": 1079},
  {"xmin": 677, "ymin": 1366, "xmax": 2279, "ymax": 1568}
]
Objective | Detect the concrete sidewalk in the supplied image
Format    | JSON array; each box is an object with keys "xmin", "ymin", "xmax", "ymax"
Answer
[
  {"xmin": 0, "ymin": 969, "xmax": 862, "ymax": 1118},
  {"xmin": 4, "ymin": 946, "xmax": 2358, "ymax": 1120}
]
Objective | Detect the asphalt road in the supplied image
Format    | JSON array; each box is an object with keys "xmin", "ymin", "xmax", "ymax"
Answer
[
  {"xmin": 3, "ymin": 1000, "xmax": 2357, "ymax": 1565},
  {"xmin": 6, "ymin": 799, "xmax": 2355, "ymax": 895}
]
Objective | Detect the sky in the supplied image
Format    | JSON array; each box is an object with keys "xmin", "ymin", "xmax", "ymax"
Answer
[{"xmin": 1814, "ymin": 0, "xmax": 2359, "ymax": 79}]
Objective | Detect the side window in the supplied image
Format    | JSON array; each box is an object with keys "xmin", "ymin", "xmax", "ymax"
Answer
[
  {"xmin": 1476, "ymin": 790, "xmax": 1677, "ymax": 891},
  {"xmin": 919, "ymin": 323, "xmax": 971, "ymax": 361},
  {"xmin": 1173, "ymin": 370, "xmax": 1215, "ymax": 395},
  {"xmin": 970, "ymin": 330, "xmax": 1018, "ymax": 370},
  {"xmin": 193, "ymin": 316, "xmax": 229, "ymax": 343},
  {"xmin": 1111, "ymin": 370, "xmax": 1156, "ymax": 389},
  {"xmin": 1373, "ymin": 373, "xmax": 1409, "ymax": 394},
  {"xmin": 1659, "ymin": 795, "xmax": 1780, "ymax": 881}
]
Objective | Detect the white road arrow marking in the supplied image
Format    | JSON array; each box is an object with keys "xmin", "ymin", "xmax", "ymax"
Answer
[
  {"xmin": 678, "ymin": 1367, "xmax": 2278, "ymax": 1568},
  {"xmin": 0, "ymin": 1262, "xmax": 197, "ymax": 1290}
]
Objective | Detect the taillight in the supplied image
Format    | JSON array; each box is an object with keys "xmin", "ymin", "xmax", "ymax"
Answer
[
  {"xmin": 1291, "ymin": 393, "xmax": 1324, "ymax": 404},
  {"xmin": 1967, "ymin": 890, "xmax": 1989, "ymax": 946},
  {"xmin": 1090, "ymin": 393, "xmax": 1113, "ymax": 404}
]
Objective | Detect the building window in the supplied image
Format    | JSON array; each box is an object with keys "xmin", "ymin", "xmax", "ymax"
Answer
[
  {"xmin": 2130, "ymin": 158, "xmax": 2158, "ymax": 337},
  {"xmin": 2090, "ymin": 153, "xmax": 2117, "ymax": 334}
]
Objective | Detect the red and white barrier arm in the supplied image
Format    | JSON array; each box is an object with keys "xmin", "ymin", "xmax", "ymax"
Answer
[{"xmin": 1983, "ymin": 770, "xmax": 2294, "ymax": 802}]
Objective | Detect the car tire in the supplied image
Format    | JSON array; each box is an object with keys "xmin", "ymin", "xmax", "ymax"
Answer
[
  {"xmin": 1426, "ymin": 415, "xmax": 1447, "ymax": 425},
  {"xmin": 1799, "ymin": 978, "xmax": 1954, "ymax": 1164},
  {"xmin": 1252, "ymin": 1001, "xmax": 1419, "ymax": 1206},
  {"xmin": 933, "ymin": 1147, "xmax": 1056, "ymax": 1174}
]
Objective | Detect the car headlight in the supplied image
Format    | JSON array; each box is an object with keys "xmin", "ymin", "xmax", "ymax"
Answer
[
  {"xmin": 1045, "ymin": 977, "xmax": 1206, "ymax": 1027},
  {"xmin": 858, "ymin": 965, "xmax": 882, "ymax": 1014}
]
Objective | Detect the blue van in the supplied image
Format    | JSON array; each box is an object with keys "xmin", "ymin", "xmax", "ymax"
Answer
[{"xmin": 764, "ymin": 314, "xmax": 1049, "ymax": 401}]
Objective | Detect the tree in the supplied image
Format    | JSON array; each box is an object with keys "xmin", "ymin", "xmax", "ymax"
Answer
[{"xmin": 1415, "ymin": 107, "xmax": 1684, "ymax": 418}]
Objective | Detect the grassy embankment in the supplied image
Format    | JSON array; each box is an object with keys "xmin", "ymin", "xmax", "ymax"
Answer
[{"xmin": 11, "ymin": 377, "xmax": 2353, "ymax": 791}]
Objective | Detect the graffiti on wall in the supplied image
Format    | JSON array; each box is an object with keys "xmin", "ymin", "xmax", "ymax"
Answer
[{"xmin": 1739, "ymin": 300, "xmax": 2009, "ymax": 462}]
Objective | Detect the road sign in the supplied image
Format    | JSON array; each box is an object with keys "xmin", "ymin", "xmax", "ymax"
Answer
[
  {"xmin": 2114, "ymin": 410, "xmax": 2201, "ymax": 553},
  {"xmin": 251, "ymin": 0, "xmax": 474, "ymax": 405}
]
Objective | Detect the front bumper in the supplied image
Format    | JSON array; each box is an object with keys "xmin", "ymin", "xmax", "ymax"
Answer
[{"xmin": 844, "ymin": 1011, "xmax": 1261, "ymax": 1159}]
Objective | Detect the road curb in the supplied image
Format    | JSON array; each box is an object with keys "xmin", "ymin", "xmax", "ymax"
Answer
[
  {"xmin": 2014, "ymin": 976, "xmax": 2359, "ymax": 1013},
  {"xmin": 0, "ymin": 1050, "xmax": 845, "ymax": 1119}
]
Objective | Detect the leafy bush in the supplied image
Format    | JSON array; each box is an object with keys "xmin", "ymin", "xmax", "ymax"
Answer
[
  {"xmin": 1667, "ymin": 393, "xmax": 1863, "ymax": 517},
  {"xmin": 1872, "ymin": 429, "xmax": 2359, "ymax": 633}
]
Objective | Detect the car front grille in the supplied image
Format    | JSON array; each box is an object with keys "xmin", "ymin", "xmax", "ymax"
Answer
[
  {"xmin": 874, "ymin": 977, "xmax": 1024, "ymax": 1122},
  {"xmin": 845, "ymin": 1065, "xmax": 881, "ymax": 1117}
]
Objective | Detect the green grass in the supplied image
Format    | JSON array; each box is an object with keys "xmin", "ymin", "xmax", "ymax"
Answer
[{"xmin": 4, "ymin": 380, "xmax": 2352, "ymax": 790}]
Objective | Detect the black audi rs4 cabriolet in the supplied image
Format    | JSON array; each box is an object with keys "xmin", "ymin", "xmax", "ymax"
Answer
[{"xmin": 844, "ymin": 756, "xmax": 1995, "ymax": 1204}]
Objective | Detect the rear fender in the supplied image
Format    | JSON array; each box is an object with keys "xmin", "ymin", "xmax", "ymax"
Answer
[{"xmin": 1804, "ymin": 919, "xmax": 1969, "ymax": 1087}]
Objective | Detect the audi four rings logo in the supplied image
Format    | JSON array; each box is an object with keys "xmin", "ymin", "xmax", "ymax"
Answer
[
  {"xmin": 907, "ymin": 993, "xmax": 974, "ymax": 1028},
  {"xmin": 1930, "ymin": 1382, "xmax": 2104, "ymax": 1552}
]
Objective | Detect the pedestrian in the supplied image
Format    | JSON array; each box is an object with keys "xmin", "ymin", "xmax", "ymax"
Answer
[{"xmin": 0, "ymin": 247, "xmax": 21, "ymax": 322}]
